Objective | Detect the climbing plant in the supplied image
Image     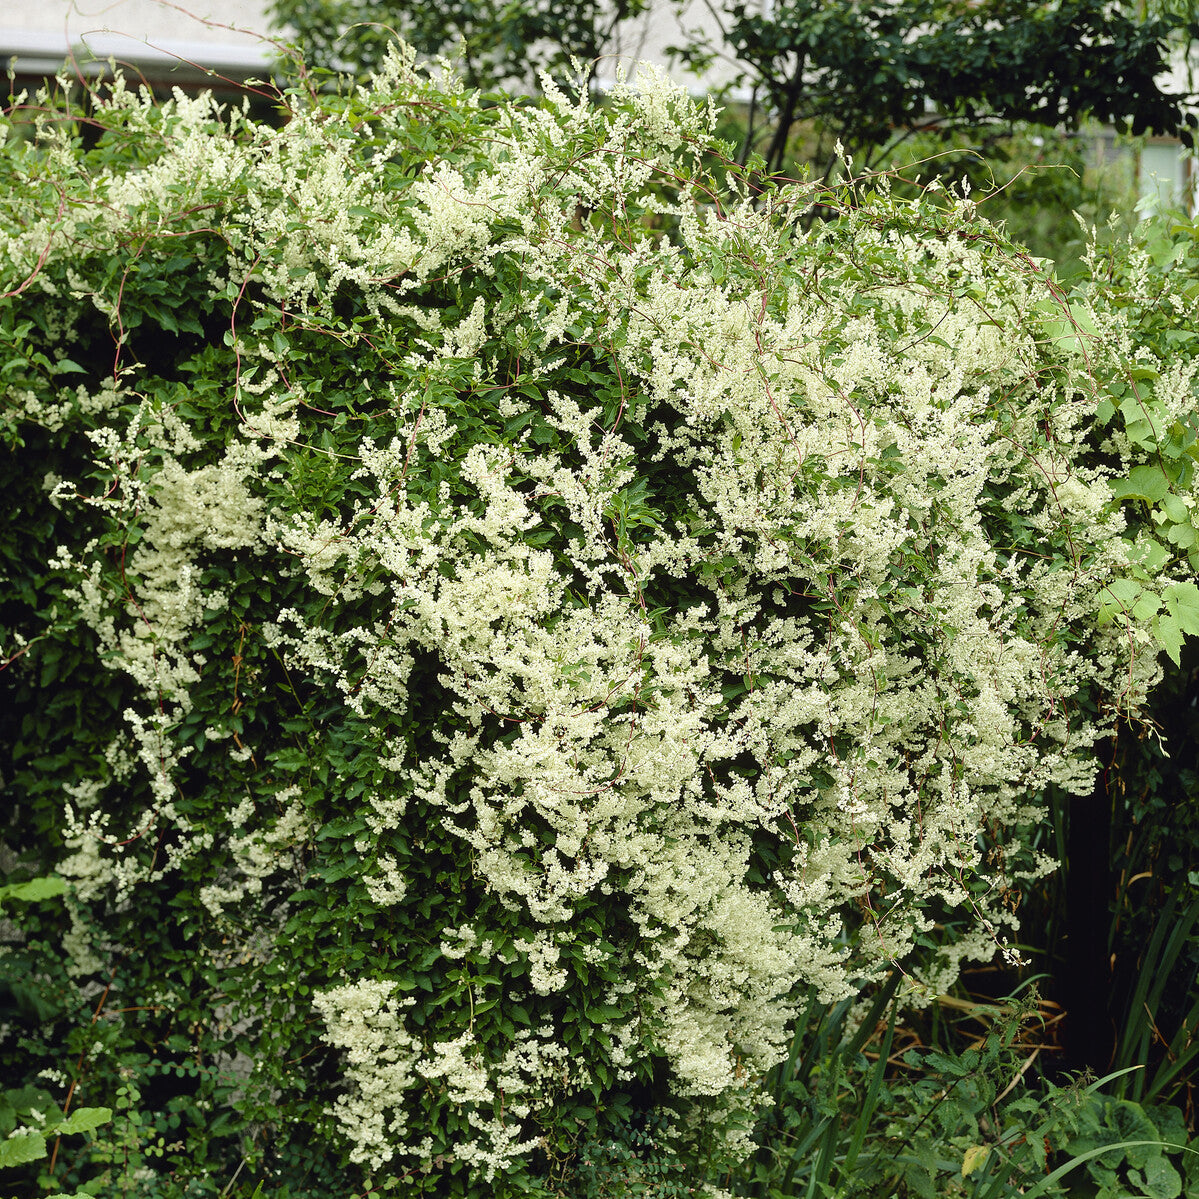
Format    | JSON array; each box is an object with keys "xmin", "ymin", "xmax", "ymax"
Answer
[{"xmin": 2, "ymin": 48, "xmax": 1198, "ymax": 1197}]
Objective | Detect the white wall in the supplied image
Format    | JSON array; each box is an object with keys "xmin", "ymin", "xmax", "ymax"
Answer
[
  {"xmin": 597, "ymin": 0, "xmax": 744, "ymax": 92},
  {"xmin": 1, "ymin": 0, "xmax": 278, "ymax": 79}
]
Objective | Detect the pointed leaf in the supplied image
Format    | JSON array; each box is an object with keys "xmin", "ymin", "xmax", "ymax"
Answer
[
  {"xmin": 0, "ymin": 876, "xmax": 66, "ymax": 907},
  {"xmin": 1141, "ymin": 1152, "xmax": 1182, "ymax": 1199},
  {"xmin": 1166, "ymin": 521, "xmax": 1197, "ymax": 549},
  {"xmin": 55, "ymin": 1106, "xmax": 112, "ymax": 1135},
  {"xmin": 962, "ymin": 1144, "xmax": 989, "ymax": 1178},
  {"xmin": 1154, "ymin": 614, "xmax": 1184, "ymax": 666},
  {"xmin": 1098, "ymin": 578, "xmax": 1140, "ymax": 623},
  {"xmin": 1165, "ymin": 581, "xmax": 1199, "ymax": 635},
  {"xmin": 0, "ymin": 1130, "xmax": 47, "ymax": 1166},
  {"xmin": 1132, "ymin": 593, "xmax": 1162, "ymax": 620}
]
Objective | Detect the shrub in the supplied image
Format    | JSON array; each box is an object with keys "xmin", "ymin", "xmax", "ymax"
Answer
[{"xmin": 1, "ymin": 49, "xmax": 1196, "ymax": 1197}]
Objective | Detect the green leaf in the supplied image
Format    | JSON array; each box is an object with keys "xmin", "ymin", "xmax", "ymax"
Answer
[
  {"xmin": 1166, "ymin": 521, "xmax": 1196, "ymax": 549},
  {"xmin": 1110, "ymin": 466, "xmax": 1170, "ymax": 503},
  {"xmin": 1097, "ymin": 578, "xmax": 1140, "ymax": 624},
  {"xmin": 54, "ymin": 1106, "xmax": 112, "ymax": 1135},
  {"xmin": 1154, "ymin": 614, "xmax": 1184, "ymax": 666},
  {"xmin": 1132, "ymin": 592, "xmax": 1162, "ymax": 620},
  {"xmin": 1126, "ymin": 419, "xmax": 1160, "ymax": 449},
  {"xmin": 0, "ymin": 1129, "xmax": 47, "ymax": 1166},
  {"xmin": 1128, "ymin": 537, "xmax": 1171, "ymax": 574},
  {"xmin": 1141, "ymin": 1152, "xmax": 1183, "ymax": 1199},
  {"xmin": 0, "ymin": 875, "xmax": 67, "ymax": 908},
  {"xmin": 1036, "ymin": 298, "xmax": 1100, "ymax": 354},
  {"xmin": 1164, "ymin": 581, "xmax": 1199, "ymax": 635},
  {"xmin": 1160, "ymin": 494, "xmax": 1190, "ymax": 524}
]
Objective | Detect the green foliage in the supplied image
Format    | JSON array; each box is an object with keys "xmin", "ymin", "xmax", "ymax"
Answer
[
  {"xmin": 3, "ymin": 47, "xmax": 1199, "ymax": 1199},
  {"xmin": 885, "ymin": 126, "xmax": 1140, "ymax": 279},
  {"xmin": 735, "ymin": 983, "xmax": 1199, "ymax": 1199},
  {"xmin": 0, "ymin": 875, "xmax": 67, "ymax": 907},
  {"xmin": 0, "ymin": 877, "xmax": 112, "ymax": 1197},
  {"xmin": 1023, "ymin": 211, "xmax": 1199, "ymax": 1098},
  {"xmin": 736, "ymin": 972, "xmax": 902, "ymax": 1197},
  {"xmin": 681, "ymin": 0, "xmax": 1197, "ymax": 176},
  {"xmin": 267, "ymin": 0, "xmax": 1195, "ymax": 184},
  {"xmin": 268, "ymin": 0, "xmax": 649, "ymax": 90},
  {"xmin": 0, "ymin": 1094, "xmax": 112, "ymax": 1170},
  {"xmin": 1106, "ymin": 884, "xmax": 1199, "ymax": 1107},
  {"xmin": 1104, "ymin": 683, "xmax": 1199, "ymax": 1112},
  {"xmin": 556, "ymin": 1112, "xmax": 696, "ymax": 1198},
  {"xmin": 1059, "ymin": 1095, "xmax": 1196, "ymax": 1199}
]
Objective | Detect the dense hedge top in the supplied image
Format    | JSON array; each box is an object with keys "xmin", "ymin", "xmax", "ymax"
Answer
[{"xmin": 3, "ymin": 49, "xmax": 1199, "ymax": 1196}]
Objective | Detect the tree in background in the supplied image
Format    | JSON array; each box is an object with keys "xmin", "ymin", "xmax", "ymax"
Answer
[
  {"xmin": 680, "ymin": 0, "xmax": 1198, "ymax": 176},
  {"xmin": 269, "ymin": 0, "xmax": 1197, "ymax": 178},
  {"xmin": 269, "ymin": 0, "xmax": 649, "ymax": 89}
]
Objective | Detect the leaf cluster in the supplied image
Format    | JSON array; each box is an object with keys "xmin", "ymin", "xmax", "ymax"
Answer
[{"xmin": 2, "ymin": 50, "xmax": 1198, "ymax": 1199}]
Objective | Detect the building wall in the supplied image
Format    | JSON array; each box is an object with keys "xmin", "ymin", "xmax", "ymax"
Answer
[
  {"xmin": 596, "ymin": 0, "xmax": 742, "ymax": 91},
  {"xmin": 1, "ymin": 0, "xmax": 278, "ymax": 88}
]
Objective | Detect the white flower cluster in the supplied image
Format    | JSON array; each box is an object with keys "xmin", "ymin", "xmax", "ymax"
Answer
[
  {"xmin": 265, "ymin": 76, "xmax": 1140, "ymax": 1164},
  {"xmin": 9, "ymin": 47, "xmax": 1182, "ymax": 1183},
  {"xmin": 312, "ymin": 978, "xmax": 573, "ymax": 1176}
]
